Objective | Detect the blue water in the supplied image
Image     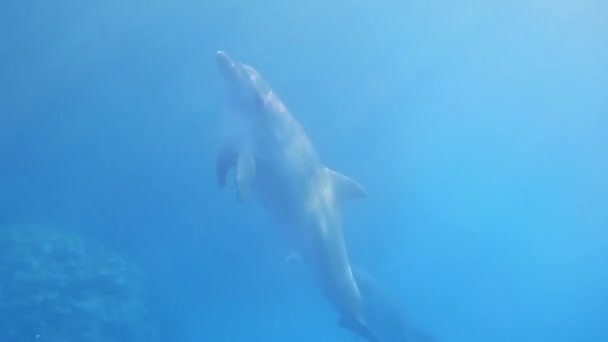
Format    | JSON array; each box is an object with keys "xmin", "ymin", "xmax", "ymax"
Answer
[{"xmin": 1, "ymin": 1, "xmax": 607, "ymax": 341}]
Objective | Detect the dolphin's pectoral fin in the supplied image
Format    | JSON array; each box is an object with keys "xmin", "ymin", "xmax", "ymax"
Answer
[
  {"xmin": 326, "ymin": 168, "xmax": 367, "ymax": 202},
  {"xmin": 235, "ymin": 151, "xmax": 256, "ymax": 202},
  {"xmin": 216, "ymin": 145, "xmax": 238, "ymax": 187},
  {"xmin": 217, "ymin": 145, "xmax": 256, "ymax": 202}
]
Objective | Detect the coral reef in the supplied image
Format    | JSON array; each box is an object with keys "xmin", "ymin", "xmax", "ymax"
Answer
[{"xmin": 0, "ymin": 224, "xmax": 156, "ymax": 341}]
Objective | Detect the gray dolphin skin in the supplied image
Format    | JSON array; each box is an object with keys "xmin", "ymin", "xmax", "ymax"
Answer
[
  {"xmin": 353, "ymin": 269, "xmax": 437, "ymax": 342},
  {"xmin": 214, "ymin": 50, "xmax": 377, "ymax": 341}
]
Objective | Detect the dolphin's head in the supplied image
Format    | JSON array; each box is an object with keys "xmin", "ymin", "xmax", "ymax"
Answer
[{"xmin": 216, "ymin": 50, "xmax": 269, "ymax": 114}]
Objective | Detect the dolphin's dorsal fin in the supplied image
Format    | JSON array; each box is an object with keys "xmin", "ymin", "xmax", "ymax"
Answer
[
  {"xmin": 235, "ymin": 150, "xmax": 256, "ymax": 202},
  {"xmin": 326, "ymin": 167, "xmax": 366, "ymax": 202}
]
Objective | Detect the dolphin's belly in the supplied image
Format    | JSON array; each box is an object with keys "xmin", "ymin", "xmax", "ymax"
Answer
[
  {"xmin": 252, "ymin": 154, "xmax": 362, "ymax": 302},
  {"xmin": 247, "ymin": 146, "xmax": 369, "ymax": 340},
  {"xmin": 251, "ymin": 155, "xmax": 317, "ymax": 226}
]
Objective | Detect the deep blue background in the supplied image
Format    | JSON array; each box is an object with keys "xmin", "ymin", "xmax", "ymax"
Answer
[{"xmin": 1, "ymin": 0, "xmax": 607, "ymax": 340}]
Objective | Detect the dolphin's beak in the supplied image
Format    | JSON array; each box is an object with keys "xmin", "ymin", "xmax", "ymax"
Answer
[{"xmin": 216, "ymin": 50, "xmax": 235, "ymax": 76}]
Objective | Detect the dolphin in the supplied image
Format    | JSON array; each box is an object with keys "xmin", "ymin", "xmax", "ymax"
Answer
[{"xmin": 214, "ymin": 50, "xmax": 377, "ymax": 341}]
